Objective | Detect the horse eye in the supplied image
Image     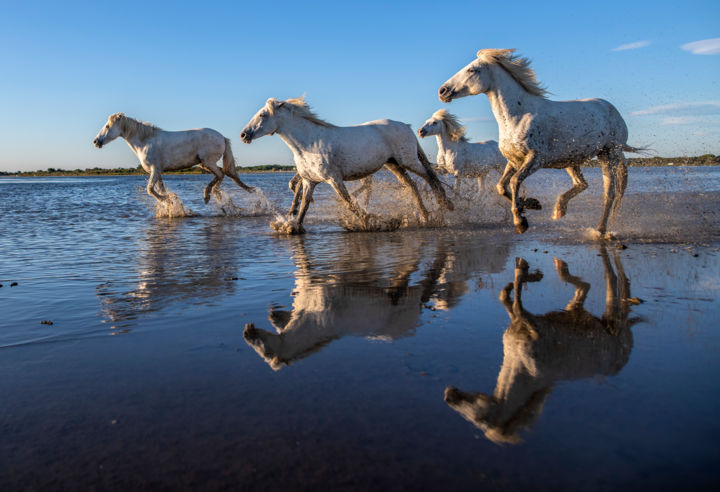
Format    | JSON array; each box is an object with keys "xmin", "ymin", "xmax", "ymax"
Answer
[{"xmin": 105, "ymin": 125, "xmax": 109, "ymax": 129}]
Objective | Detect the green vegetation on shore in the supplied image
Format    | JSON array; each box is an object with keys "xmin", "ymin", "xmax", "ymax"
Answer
[
  {"xmin": 1, "ymin": 155, "xmax": 718, "ymax": 177},
  {"xmin": 0, "ymin": 164, "xmax": 296, "ymax": 177}
]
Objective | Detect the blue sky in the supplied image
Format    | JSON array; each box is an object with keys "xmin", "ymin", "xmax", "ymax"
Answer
[{"xmin": 0, "ymin": 0, "xmax": 718, "ymax": 171}]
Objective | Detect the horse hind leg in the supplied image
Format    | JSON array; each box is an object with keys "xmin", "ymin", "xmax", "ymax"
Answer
[
  {"xmin": 202, "ymin": 162, "xmax": 225, "ymax": 204},
  {"xmin": 596, "ymin": 152, "xmax": 617, "ymax": 236},
  {"xmin": 552, "ymin": 164, "xmax": 588, "ymax": 220},
  {"xmin": 385, "ymin": 162, "xmax": 429, "ymax": 222}
]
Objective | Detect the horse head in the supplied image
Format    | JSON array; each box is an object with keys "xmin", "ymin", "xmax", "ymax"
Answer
[
  {"xmin": 240, "ymin": 98, "xmax": 286, "ymax": 143},
  {"xmin": 93, "ymin": 112, "xmax": 126, "ymax": 148}
]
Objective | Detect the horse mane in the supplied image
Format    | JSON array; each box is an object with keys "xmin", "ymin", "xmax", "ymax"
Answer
[
  {"xmin": 109, "ymin": 113, "xmax": 159, "ymax": 142},
  {"xmin": 432, "ymin": 109, "xmax": 468, "ymax": 142},
  {"xmin": 476, "ymin": 49, "xmax": 548, "ymax": 98},
  {"xmin": 267, "ymin": 97, "xmax": 336, "ymax": 128}
]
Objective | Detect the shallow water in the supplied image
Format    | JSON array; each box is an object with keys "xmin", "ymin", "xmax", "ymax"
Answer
[{"xmin": 1, "ymin": 169, "xmax": 719, "ymax": 490}]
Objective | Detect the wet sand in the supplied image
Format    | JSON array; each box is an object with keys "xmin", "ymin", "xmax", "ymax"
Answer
[{"xmin": 1, "ymin": 170, "xmax": 719, "ymax": 490}]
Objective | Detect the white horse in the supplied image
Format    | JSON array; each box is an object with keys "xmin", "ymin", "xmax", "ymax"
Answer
[
  {"xmin": 417, "ymin": 109, "xmax": 506, "ymax": 193},
  {"xmin": 438, "ymin": 49, "xmax": 642, "ymax": 236},
  {"xmin": 240, "ymin": 97, "xmax": 453, "ymax": 233},
  {"xmin": 93, "ymin": 113, "xmax": 255, "ymax": 203}
]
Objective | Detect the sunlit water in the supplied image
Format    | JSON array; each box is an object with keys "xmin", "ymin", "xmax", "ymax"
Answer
[{"xmin": 1, "ymin": 168, "xmax": 719, "ymax": 490}]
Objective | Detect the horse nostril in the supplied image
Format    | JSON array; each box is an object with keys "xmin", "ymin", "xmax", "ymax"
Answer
[{"xmin": 439, "ymin": 86, "xmax": 447, "ymax": 95}]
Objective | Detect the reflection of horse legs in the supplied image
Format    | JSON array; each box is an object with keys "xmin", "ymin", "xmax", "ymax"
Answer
[
  {"xmin": 553, "ymin": 165, "xmax": 588, "ymax": 220},
  {"xmin": 499, "ymin": 258, "xmax": 544, "ymax": 318},
  {"xmin": 554, "ymin": 257, "xmax": 590, "ymax": 311},
  {"xmin": 385, "ymin": 162, "xmax": 429, "ymax": 222}
]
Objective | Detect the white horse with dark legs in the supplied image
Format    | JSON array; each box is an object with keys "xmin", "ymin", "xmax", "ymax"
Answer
[
  {"xmin": 93, "ymin": 113, "xmax": 255, "ymax": 204},
  {"xmin": 240, "ymin": 97, "xmax": 453, "ymax": 233},
  {"xmin": 417, "ymin": 109, "xmax": 506, "ymax": 193},
  {"xmin": 438, "ymin": 49, "xmax": 642, "ymax": 236}
]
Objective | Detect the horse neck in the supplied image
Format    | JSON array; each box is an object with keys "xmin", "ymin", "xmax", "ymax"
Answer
[
  {"xmin": 120, "ymin": 120, "xmax": 147, "ymax": 152},
  {"xmin": 435, "ymin": 130, "xmax": 460, "ymax": 172},
  {"xmin": 485, "ymin": 65, "xmax": 543, "ymax": 136},
  {"xmin": 276, "ymin": 115, "xmax": 327, "ymax": 156}
]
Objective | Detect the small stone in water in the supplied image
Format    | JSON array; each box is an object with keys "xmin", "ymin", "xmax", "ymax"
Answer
[{"xmin": 41, "ymin": 320, "xmax": 53, "ymax": 325}]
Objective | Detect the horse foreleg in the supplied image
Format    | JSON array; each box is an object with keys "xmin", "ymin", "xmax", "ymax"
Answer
[
  {"xmin": 496, "ymin": 162, "xmax": 515, "ymax": 202},
  {"xmin": 146, "ymin": 166, "xmax": 167, "ymax": 201},
  {"xmin": 154, "ymin": 175, "xmax": 167, "ymax": 194},
  {"xmin": 351, "ymin": 176, "xmax": 373, "ymax": 207},
  {"xmin": 509, "ymin": 154, "xmax": 542, "ymax": 233},
  {"xmin": 553, "ymin": 165, "xmax": 588, "ymax": 220},
  {"xmin": 328, "ymin": 177, "xmax": 370, "ymax": 223},
  {"xmin": 288, "ymin": 179, "xmax": 302, "ymax": 216},
  {"xmin": 295, "ymin": 179, "xmax": 316, "ymax": 228},
  {"xmin": 386, "ymin": 163, "xmax": 429, "ymax": 222}
]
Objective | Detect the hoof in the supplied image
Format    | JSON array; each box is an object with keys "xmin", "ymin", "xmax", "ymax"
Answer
[
  {"xmin": 514, "ymin": 216, "xmax": 529, "ymax": 234},
  {"xmin": 271, "ymin": 218, "xmax": 305, "ymax": 234},
  {"xmin": 552, "ymin": 206, "xmax": 565, "ymax": 220},
  {"xmin": 521, "ymin": 197, "xmax": 542, "ymax": 210},
  {"xmin": 204, "ymin": 195, "xmax": 210, "ymax": 204}
]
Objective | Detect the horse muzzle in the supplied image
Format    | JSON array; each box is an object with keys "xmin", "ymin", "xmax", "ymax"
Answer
[
  {"xmin": 417, "ymin": 128, "xmax": 427, "ymax": 138},
  {"xmin": 438, "ymin": 85, "xmax": 454, "ymax": 103},
  {"xmin": 93, "ymin": 138, "xmax": 103, "ymax": 148},
  {"xmin": 240, "ymin": 131, "xmax": 254, "ymax": 144}
]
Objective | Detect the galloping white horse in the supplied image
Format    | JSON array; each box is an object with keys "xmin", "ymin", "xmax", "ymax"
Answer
[
  {"xmin": 417, "ymin": 109, "xmax": 506, "ymax": 192},
  {"xmin": 438, "ymin": 49, "xmax": 642, "ymax": 236},
  {"xmin": 240, "ymin": 97, "xmax": 453, "ymax": 233},
  {"xmin": 93, "ymin": 113, "xmax": 255, "ymax": 203}
]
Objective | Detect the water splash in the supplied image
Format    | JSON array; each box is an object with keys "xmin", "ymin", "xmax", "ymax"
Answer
[
  {"xmin": 270, "ymin": 214, "xmax": 305, "ymax": 234},
  {"xmin": 154, "ymin": 192, "xmax": 193, "ymax": 218},
  {"xmin": 212, "ymin": 187, "xmax": 278, "ymax": 217}
]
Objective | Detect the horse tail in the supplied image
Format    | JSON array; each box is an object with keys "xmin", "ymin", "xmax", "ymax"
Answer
[
  {"xmin": 622, "ymin": 144, "xmax": 651, "ymax": 155},
  {"xmin": 417, "ymin": 143, "xmax": 454, "ymax": 211},
  {"xmin": 223, "ymin": 138, "xmax": 255, "ymax": 193}
]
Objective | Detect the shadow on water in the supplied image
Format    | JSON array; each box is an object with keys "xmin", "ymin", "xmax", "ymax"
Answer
[
  {"xmin": 243, "ymin": 230, "xmax": 511, "ymax": 369},
  {"xmin": 445, "ymin": 246, "xmax": 641, "ymax": 444}
]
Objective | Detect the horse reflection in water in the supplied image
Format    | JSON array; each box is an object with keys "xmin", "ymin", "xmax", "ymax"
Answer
[
  {"xmin": 97, "ymin": 220, "xmax": 241, "ymax": 328},
  {"xmin": 244, "ymin": 233, "xmax": 510, "ymax": 369},
  {"xmin": 445, "ymin": 247, "xmax": 639, "ymax": 444}
]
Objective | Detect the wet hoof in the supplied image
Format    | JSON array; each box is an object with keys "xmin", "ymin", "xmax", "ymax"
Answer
[
  {"xmin": 552, "ymin": 205, "xmax": 566, "ymax": 220},
  {"xmin": 514, "ymin": 216, "xmax": 529, "ymax": 234},
  {"xmin": 521, "ymin": 197, "xmax": 542, "ymax": 210},
  {"xmin": 203, "ymin": 194, "xmax": 210, "ymax": 204},
  {"xmin": 270, "ymin": 217, "xmax": 305, "ymax": 234}
]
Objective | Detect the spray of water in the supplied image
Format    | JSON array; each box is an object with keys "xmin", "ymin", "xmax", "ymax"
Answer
[{"xmin": 153, "ymin": 191, "xmax": 193, "ymax": 218}]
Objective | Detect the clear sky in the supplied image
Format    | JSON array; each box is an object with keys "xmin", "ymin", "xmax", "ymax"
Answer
[{"xmin": 0, "ymin": 0, "xmax": 718, "ymax": 171}]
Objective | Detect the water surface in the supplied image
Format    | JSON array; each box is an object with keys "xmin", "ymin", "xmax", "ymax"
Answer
[{"xmin": 1, "ymin": 169, "xmax": 719, "ymax": 490}]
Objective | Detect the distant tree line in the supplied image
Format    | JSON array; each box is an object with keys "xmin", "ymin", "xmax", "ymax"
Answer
[{"xmin": 1, "ymin": 155, "xmax": 718, "ymax": 176}]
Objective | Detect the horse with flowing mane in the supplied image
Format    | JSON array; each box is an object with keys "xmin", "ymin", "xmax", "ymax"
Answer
[
  {"xmin": 93, "ymin": 113, "xmax": 255, "ymax": 203},
  {"xmin": 438, "ymin": 49, "xmax": 642, "ymax": 237},
  {"xmin": 417, "ymin": 109, "xmax": 506, "ymax": 192},
  {"xmin": 240, "ymin": 97, "xmax": 453, "ymax": 233}
]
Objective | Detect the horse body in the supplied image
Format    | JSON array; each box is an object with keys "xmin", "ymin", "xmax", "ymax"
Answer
[
  {"xmin": 93, "ymin": 113, "xmax": 254, "ymax": 203},
  {"xmin": 418, "ymin": 109, "xmax": 506, "ymax": 191},
  {"xmin": 445, "ymin": 250, "xmax": 638, "ymax": 444},
  {"xmin": 241, "ymin": 97, "xmax": 452, "ymax": 232},
  {"xmin": 439, "ymin": 49, "xmax": 636, "ymax": 235}
]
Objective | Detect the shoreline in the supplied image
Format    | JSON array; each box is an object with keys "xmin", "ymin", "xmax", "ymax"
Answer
[{"xmin": 2, "ymin": 157, "xmax": 720, "ymax": 178}]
